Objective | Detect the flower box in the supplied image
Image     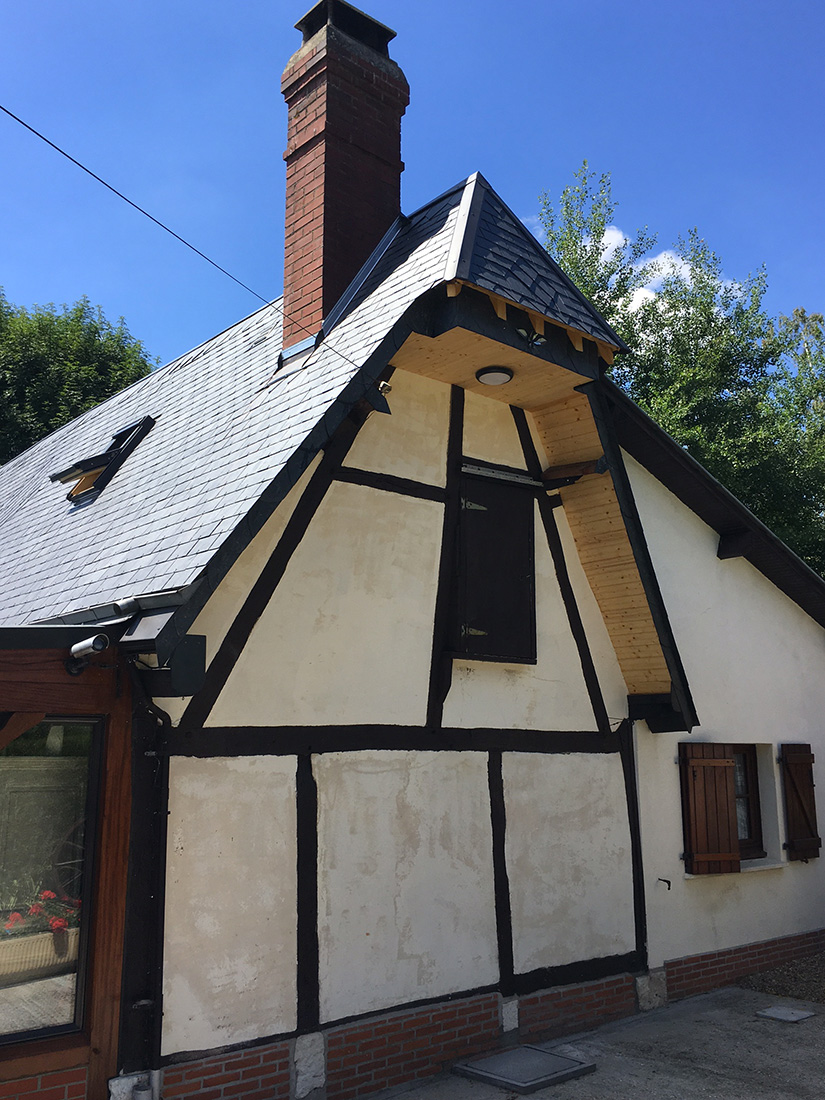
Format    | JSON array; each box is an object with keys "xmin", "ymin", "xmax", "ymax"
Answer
[{"xmin": 0, "ymin": 927, "xmax": 79, "ymax": 988}]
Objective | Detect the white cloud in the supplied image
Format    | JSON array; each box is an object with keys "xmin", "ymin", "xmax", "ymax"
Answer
[
  {"xmin": 628, "ymin": 287, "xmax": 656, "ymax": 312},
  {"xmin": 642, "ymin": 248, "xmax": 692, "ymax": 289},
  {"xmin": 600, "ymin": 225, "xmax": 627, "ymax": 260}
]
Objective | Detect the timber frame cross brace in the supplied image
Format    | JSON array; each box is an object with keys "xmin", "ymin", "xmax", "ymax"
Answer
[{"xmin": 542, "ymin": 456, "xmax": 608, "ymax": 490}]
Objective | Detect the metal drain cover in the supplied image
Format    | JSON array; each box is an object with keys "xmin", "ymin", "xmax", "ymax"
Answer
[
  {"xmin": 756, "ymin": 1006, "xmax": 815, "ymax": 1022},
  {"xmin": 453, "ymin": 1045, "xmax": 596, "ymax": 1093}
]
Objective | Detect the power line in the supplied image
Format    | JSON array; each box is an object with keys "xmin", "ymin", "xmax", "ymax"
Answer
[
  {"xmin": 0, "ymin": 101, "xmax": 376, "ymax": 375},
  {"xmin": 0, "ymin": 103, "xmax": 272, "ymax": 307}
]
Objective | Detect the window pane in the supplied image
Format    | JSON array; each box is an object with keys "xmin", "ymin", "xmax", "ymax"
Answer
[
  {"xmin": 734, "ymin": 754, "xmax": 748, "ymax": 797},
  {"xmin": 0, "ymin": 721, "xmax": 95, "ymax": 1040},
  {"xmin": 735, "ymin": 796, "xmax": 751, "ymax": 841}
]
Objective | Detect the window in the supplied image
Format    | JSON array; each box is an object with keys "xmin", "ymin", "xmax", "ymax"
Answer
[
  {"xmin": 680, "ymin": 742, "xmax": 823, "ymax": 874},
  {"xmin": 679, "ymin": 743, "xmax": 765, "ymax": 874},
  {"xmin": 454, "ymin": 471, "xmax": 536, "ymax": 663},
  {"xmin": 49, "ymin": 415, "xmax": 154, "ymax": 503},
  {"xmin": 0, "ymin": 719, "xmax": 101, "ymax": 1043},
  {"xmin": 733, "ymin": 746, "xmax": 765, "ymax": 861}
]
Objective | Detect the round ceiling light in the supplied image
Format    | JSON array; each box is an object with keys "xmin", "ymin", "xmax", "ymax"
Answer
[{"xmin": 475, "ymin": 366, "xmax": 514, "ymax": 386}]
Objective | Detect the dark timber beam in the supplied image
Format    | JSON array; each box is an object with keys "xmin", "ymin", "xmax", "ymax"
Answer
[{"xmin": 717, "ymin": 530, "xmax": 755, "ymax": 560}]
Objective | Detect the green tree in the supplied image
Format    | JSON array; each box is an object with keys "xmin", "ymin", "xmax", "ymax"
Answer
[
  {"xmin": 539, "ymin": 161, "xmax": 658, "ymax": 345},
  {"xmin": 0, "ymin": 291, "xmax": 155, "ymax": 465},
  {"xmin": 539, "ymin": 165, "xmax": 825, "ymax": 576}
]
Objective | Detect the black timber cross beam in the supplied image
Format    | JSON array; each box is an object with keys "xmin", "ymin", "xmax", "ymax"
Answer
[{"xmin": 628, "ymin": 692, "xmax": 692, "ymax": 733}]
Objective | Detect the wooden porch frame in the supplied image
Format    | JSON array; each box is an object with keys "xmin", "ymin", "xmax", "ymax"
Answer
[{"xmin": 0, "ymin": 648, "xmax": 131, "ymax": 1100}]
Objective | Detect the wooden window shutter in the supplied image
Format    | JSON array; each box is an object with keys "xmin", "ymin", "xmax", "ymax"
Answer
[
  {"xmin": 455, "ymin": 475, "xmax": 536, "ymax": 663},
  {"xmin": 779, "ymin": 743, "xmax": 821, "ymax": 861},
  {"xmin": 679, "ymin": 743, "xmax": 740, "ymax": 874}
]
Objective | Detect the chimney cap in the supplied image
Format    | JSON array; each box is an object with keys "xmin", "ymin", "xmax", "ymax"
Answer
[{"xmin": 295, "ymin": 0, "xmax": 397, "ymax": 55}]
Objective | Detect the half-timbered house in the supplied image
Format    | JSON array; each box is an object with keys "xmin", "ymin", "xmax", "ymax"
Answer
[{"xmin": 1, "ymin": 3, "xmax": 823, "ymax": 1098}]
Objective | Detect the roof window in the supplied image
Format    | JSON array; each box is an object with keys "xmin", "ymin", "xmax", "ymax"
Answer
[{"xmin": 49, "ymin": 416, "xmax": 155, "ymax": 503}]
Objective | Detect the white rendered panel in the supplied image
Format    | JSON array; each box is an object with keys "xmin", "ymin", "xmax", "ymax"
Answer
[
  {"xmin": 162, "ymin": 757, "xmax": 297, "ymax": 1054},
  {"xmin": 442, "ymin": 503, "xmax": 599, "ymax": 730},
  {"xmin": 504, "ymin": 752, "xmax": 635, "ymax": 972},
  {"xmin": 209, "ymin": 483, "xmax": 442, "ymax": 726},
  {"xmin": 343, "ymin": 369, "xmax": 450, "ymax": 486},
  {"xmin": 462, "ymin": 389, "xmax": 528, "ymax": 469},
  {"xmin": 160, "ymin": 457, "xmax": 322, "ymax": 725},
  {"xmin": 316, "ymin": 751, "xmax": 498, "ymax": 1022},
  {"xmin": 625, "ymin": 453, "xmax": 825, "ymax": 965}
]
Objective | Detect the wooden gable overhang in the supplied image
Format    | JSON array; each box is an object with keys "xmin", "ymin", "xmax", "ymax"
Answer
[{"xmin": 389, "ymin": 280, "xmax": 697, "ymax": 732}]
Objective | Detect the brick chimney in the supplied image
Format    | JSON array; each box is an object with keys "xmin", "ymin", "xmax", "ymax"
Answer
[{"xmin": 281, "ymin": 0, "xmax": 409, "ymax": 350}]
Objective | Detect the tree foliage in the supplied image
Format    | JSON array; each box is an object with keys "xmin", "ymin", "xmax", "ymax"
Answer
[
  {"xmin": 0, "ymin": 291, "xmax": 155, "ymax": 466},
  {"xmin": 540, "ymin": 163, "xmax": 825, "ymax": 576}
]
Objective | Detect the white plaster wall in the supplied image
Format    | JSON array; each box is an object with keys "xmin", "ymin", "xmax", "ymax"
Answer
[
  {"xmin": 503, "ymin": 752, "xmax": 635, "ymax": 972},
  {"xmin": 315, "ymin": 751, "xmax": 498, "ymax": 1021},
  {"xmin": 625, "ymin": 453, "xmax": 825, "ymax": 965},
  {"xmin": 442, "ymin": 504, "xmax": 603, "ymax": 730},
  {"xmin": 462, "ymin": 390, "xmax": 527, "ymax": 469},
  {"xmin": 343, "ymin": 369, "xmax": 450, "ymax": 486},
  {"xmin": 155, "ymin": 457, "xmax": 322, "ymax": 726},
  {"xmin": 162, "ymin": 756, "xmax": 297, "ymax": 1054},
  {"xmin": 208, "ymin": 482, "xmax": 442, "ymax": 726}
]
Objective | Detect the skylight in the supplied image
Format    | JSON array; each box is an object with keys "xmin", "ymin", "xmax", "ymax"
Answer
[{"xmin": 49, "ymin": 416, "xmax": 155, "ymax": 503}]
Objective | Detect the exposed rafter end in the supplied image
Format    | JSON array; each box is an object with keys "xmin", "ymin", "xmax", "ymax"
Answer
[
  {"xmin": 596, "ymin": 340, "xmax": 615, "ymax": 366},
  {"xmin": 446, "ymin": 280, "xmax": 463, "ymax": 298}
]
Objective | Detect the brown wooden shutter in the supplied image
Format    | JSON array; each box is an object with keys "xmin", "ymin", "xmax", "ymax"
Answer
[
  {"xmin": 779, "ymin": 743, "xmax": 821, "ymax": 861},
  {"xmin": 679, "ymin": 743, "xmax": 740, "ymax": 874},
  {"xmin": 456, "ymin": 475, "xmax": 536, "ymax": 663}
]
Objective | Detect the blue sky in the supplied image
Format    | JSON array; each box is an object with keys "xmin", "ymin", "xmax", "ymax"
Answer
[{"xmin": 2, "ymin": 0, "xmax": 823, "ymax": 365}]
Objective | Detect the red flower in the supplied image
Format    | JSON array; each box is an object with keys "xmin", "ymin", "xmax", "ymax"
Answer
[
  {"xmin": 39, "ymin": 890, "xmax": 57, "ymax": 900},
  {"xmin": 5, "ymin": 912, "xmax": 24, "ymax": 929},
  {"xmin": 49, "ymin": 917, "xmax": 69, "ymax": 932},
  {"xmin": 28, "ymin": 903, "xmax": 44, "ymax": 916}
]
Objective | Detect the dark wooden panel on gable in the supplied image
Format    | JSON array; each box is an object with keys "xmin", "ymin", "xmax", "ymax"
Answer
[{"xmin": 455, "ymin": 475, "xmax": 536, "ymax": 663}]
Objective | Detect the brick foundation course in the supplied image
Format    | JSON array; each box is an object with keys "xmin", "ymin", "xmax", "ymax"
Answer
[
  {"xmin": 325, "ymin": 993, "xmax": 501, "ymax": 1100},
  {"xmin": 518, "ymin": 974, "xmax": 637, "ymax": 1041},
  {"xmin": 161, "ymin": 1041, "xmax": 290, "ymax": 1100},
  {"xmin": 0, "ymin": 1068, "xmax": 86, "ymax": 1100},
  {"xmin": 665, "ymin": 927, "xmax": 825, "ymax": 1000}
]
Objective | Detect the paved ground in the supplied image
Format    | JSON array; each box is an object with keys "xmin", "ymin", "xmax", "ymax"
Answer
[
  {"xmin": 394, "ymin": 987, "xmax": 825, "ymax": 1100},
  {"xmin": 0, "ymin": 973, "xmax": 74, "ymax": 1035}
]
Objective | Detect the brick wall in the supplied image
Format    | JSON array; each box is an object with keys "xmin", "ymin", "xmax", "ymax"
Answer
[
  {"xmin": 325, "ymin": 993, "xmax": 501, "ymax": 1100},
  {"xmin": 518, "ymin": 975, "xmax": 637, "ymax": 1041},
  {"xmin": 0, "ymin": 1068, "xmax": 86, "ymax": 1100},
  {"xmin": 665, "ymin": 927, "xmax": 825, "ymax": 1000},
  {"xmin": 161, "ymin": 1041, "xmax": 290, "ymax": 1100}
]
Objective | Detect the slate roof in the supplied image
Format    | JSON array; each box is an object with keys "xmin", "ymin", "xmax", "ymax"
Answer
[
  {"xmin": 0, "ymin": 174, "xmax": 627, "ymax": 630},
  {"xmin": 447, "ymin": 174, "xmax": 627, "ymax": 351}
]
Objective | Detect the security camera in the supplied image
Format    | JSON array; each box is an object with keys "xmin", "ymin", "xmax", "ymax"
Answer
[{"xmin": 70, "ymin": 634, "xmax": 110, "ymax": 660}]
